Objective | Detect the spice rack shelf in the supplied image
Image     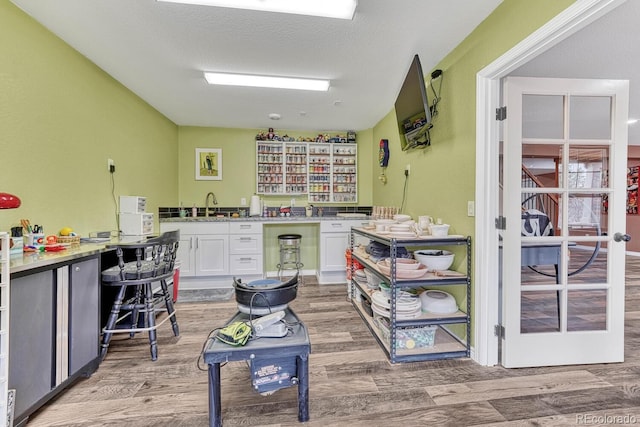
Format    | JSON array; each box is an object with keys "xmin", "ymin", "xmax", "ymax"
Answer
[
  {"xmin": 256, "ymin": 141, "xmax": 357, "ymax": 203},
  {"xmin": 349, "ymin": 228, "xmax": 471, "ymax": 363}
]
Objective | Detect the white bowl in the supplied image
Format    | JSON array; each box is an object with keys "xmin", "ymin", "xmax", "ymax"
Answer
[
  {"xmin": 430, "ymin": 224, "xmax": 450, "ymax": 237},
  {"xmin": 393, "ymin": 214, "xmax": 412, "ymax": 222},
  {"xmin": 414, "ymin": 250, "xmax": 454, "ymax": 271},
  {"xmin": 420, "ymin": 290, "xmax": 458, "ymax": 314}
]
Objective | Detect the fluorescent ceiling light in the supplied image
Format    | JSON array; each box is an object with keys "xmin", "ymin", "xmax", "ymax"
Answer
[
  {"xmin": 157, "ymin": 0, "xmax": 357, "ymax": 20},
  {"xmin": 628, "ymin": 118, "xmax": 638, "ymax": 125},
  {"xmin": 204, "ymin": 72, "xmax": 330, "ymax": 91}
]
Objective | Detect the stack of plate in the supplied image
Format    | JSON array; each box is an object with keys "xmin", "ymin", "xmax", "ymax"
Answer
[{"xmin": 370, "ymin": 290, "xmax": 422, "ymax": 320}]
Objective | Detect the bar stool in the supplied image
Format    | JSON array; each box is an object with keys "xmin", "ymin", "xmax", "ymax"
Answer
[
  {"xmin": 276, "ymin": 234, "xmax": 304, "ymax": 283},
  {"xmin": 100, "ymin": 230, "xmax": 180, "ymax": 361}
]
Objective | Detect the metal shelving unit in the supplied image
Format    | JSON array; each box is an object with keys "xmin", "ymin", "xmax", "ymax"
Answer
[{"xmin": 350, "ymin": 228, "xmax": 471, "ymax": 363}]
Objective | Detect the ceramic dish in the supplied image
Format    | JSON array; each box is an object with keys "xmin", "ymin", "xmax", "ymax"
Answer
[
  {"xmin": 380, "ymin": 258, "xmax": 422, "ymax": 270},
  {"xmin": 419, "ymin": 290, "xmax": 458, "ymax": 314},
  {"xmin": 414, "ymin": 250, "xmax": 454, "ymax": 271},
  {"xmin": 389, "ymin": 224, "xmax": 412, "ymax": 232},
  {"xmin": 393, "ymin": 214, "xmax": 412, "ymax": 222},
  {"xmin": 376, "ymin": 260, "xmax": 428, "ymax": 279}
]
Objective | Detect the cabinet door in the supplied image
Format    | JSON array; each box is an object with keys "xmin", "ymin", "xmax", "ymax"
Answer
[
  {"xmin": 196, "ymin": 235, "xmax": 229, "ymax": 276},
  {"xmin": 176, "ymin": 235, "xmax": 196, "ymax": 277},
  {"xmin": 320, "ymin": 232, "xmax": 349, "ymax": 271},
  {"xmin": 69, "ymin": 258, "xmax": 99, "ymax": 376},
  {"xmin": 9, "ymin": 270, "xmax": 55, "ymax": 420}
]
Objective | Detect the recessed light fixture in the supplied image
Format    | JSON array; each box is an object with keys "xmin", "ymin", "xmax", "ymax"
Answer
[
  {"xmin": 157, "ymin": 0, "xmax": 357, "ymax": 20},
  {"xmin": 269, "ymin": 113, "xmax": 281, "ymax": 120},
  {"xmin": 204, "ymin": 72, "xmax": 330, "ymax": 91}
]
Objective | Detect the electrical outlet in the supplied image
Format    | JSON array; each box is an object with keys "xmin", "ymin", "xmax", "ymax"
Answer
[
  {"xmin": 240, "ymin": 198, "xmax": 247, "ymax": 206},
  {"xmin": 467, "ymin": 201, "xmax": 475, "ymax": 217},
  {"xmin": 405, "ymin": 164, "xmax": 410, "ymax": 176},
  {"xmin": 107, "ymin": 158, "xmax": 115, "ymax": 173}
]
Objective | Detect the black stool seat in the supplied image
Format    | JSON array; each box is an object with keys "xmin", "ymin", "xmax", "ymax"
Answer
[
  {"xmin": 278, "ymin": 234, "xmax": 302, "ymax": 240},
  {"xmin": 100, "ymin": 230, "xmax": 180, "ymax": 361}
]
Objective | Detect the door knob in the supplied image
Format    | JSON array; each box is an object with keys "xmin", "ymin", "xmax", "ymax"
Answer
[{"xmin": 613, "ymin": 232, "xmax": 631, "ymax": 242}]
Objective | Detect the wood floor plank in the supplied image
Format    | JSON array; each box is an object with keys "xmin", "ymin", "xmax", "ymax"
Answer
[
  {"xmin": 426, "ymin": 370, "xmax": 612, "ymax": 405},
  {"xmin": 24, "ymin": 256, "xmax": 640, "ymax": 426}
]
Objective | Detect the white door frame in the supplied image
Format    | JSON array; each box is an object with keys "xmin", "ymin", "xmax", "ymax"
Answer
[{"xmin": 473, "ymin": 0, "xmax": 627, "ymax": 366}]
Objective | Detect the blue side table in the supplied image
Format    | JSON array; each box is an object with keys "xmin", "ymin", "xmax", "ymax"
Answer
[{"xmin": 203, "ymin": 308, "xmax": 311, "ymax": 426}]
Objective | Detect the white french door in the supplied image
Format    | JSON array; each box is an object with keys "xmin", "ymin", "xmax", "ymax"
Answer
[{"xmin": 501, "ymin": 76, "xmax": 629, "ymax": 367}]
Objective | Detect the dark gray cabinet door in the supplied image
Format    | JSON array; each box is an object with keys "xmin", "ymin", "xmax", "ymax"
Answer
[
  {"xmin": 69, "ymin": 257, "xmax": 99, "ymax": 375},
  {"xmin": 9, "ymin": 270, "xmax": 55, "ymax": 419}
]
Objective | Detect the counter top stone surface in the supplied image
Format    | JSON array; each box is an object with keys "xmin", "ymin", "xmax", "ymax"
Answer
[
  {"xmin": 9, "ymin": 236, "xmax": 150, "ymax": 274},
  {"xmin": 160, "ymin": 215, "xmax": 370, "ymax": 223}
]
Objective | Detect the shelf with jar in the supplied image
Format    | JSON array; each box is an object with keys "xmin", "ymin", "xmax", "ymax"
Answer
[
  {"xmin": 256, "ymin": 141, "xmax": 308, "ymax": 195},
  {"xmin": 255, "ymin": 140, "xmax": 357, "ymax": 202}
]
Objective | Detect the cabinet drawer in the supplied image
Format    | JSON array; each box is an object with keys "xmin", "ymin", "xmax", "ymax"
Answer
[
  {"xmin": 229, "ymin": 234, "xmax": 263, "ymax": 254},
  {"xmin": 230, "ymin": 254, "xmax": 263, "ymax": 275},
  {"xmin": 321, "ymin": 220, "xmax": 353, "ymax": 233},
  {"xmin": 229, "ymin": 222, "xmax": 263, "ymax": 234},
  {"xmin": 160, "ymin": 222, "xmax": 229, "ymax": 235}
]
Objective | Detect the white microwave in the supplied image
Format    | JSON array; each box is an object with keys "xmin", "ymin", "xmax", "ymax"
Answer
[{"xmin": 120, "ymin": 213, "xmax": 154, "ymax": 236}]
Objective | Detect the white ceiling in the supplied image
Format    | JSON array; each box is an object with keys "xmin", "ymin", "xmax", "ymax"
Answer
[
  {"xmin": 10, "ymin": 0, "xmax": 503, "ymax": 132},
  {"xmin": 512, "ymin": 0, "xmax": 640, "ymax": 144}
]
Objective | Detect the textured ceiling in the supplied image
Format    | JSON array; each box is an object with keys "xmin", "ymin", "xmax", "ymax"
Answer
[{"xmin": 10, "ymin": 0, "xmax": 503, "ymax": 131}]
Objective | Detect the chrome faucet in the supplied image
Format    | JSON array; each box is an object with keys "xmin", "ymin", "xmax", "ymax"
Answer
[{"xmin": 205, "ymin": 192, "xmax": 218, "ymax": 217}]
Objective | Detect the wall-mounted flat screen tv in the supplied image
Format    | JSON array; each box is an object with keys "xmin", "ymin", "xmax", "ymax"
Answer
[{"xmin": 394, "ymin": 54, "xmax": 432, "ymax": 151}]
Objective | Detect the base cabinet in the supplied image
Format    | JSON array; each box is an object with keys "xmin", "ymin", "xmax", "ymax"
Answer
[
  {"xmin": 160, "ymin": 223, "xmax": 230, "ymax": 278},
  {"xmin": 9, "ymin": 256, "xmax": 100, "ymax": 425},
  {"xmin": 318, "ymin": 219, "xmax": 369, "ymax": 284}
]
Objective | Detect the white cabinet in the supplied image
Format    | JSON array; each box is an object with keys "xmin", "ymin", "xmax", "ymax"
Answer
[
  {"xmin": 255, "ymin": 140, "xmax": 357, "ymax": 202},
  {"xmin": 309, "ymin": 143, "xmax": 357, "ymax": 203},
  {"xmin": 318, "ymin": 219, "xmax": 368, "ymax": 284},
  {"xmin": 229, "ymin": 222, "xmax": 263, "ymax": 276},
  {"xmin": 256, "ymin": 141, "xmax": 307, "ymax": 195},
  {"xmin": 160, "ymin": 223, "xmax": 230, "ymax": 278}
]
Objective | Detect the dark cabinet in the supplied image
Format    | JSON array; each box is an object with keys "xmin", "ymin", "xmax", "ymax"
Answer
[
  {"xmin": 69, "ymin": 258, "xmax": 100, "ymax": 376},
  {"xmin": 9, "ymin": 256, "xmax": 100, "ymax": 425},
  {"xmin": 9, "ymin": 270, "xmax": 55, "ymax": 421}
]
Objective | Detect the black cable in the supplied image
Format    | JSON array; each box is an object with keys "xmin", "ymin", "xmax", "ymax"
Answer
[
  {"xmin": 110, "ymin": 171, "xmax": 119, "ymax": 235},
  {"xmin": 196, "ymin": 327, "xmax": 224, "ymax": 371},
  {"xmin": 400, "ymin": 172, "xmax": 409, "ymax": 213}
]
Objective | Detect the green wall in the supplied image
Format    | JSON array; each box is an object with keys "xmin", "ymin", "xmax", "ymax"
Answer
[
  {"xmin": 371, "ymin": 0, "xmax": 576, "ymax": 341},
  {"xmin": 177, "ymin": 126, "xmax": 373, "ymax": 209},
  {"xmin": 0, "ymin": 0, "xmax": 178, "ymax": 237}
]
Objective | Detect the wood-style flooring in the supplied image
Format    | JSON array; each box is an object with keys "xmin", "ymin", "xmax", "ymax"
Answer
[{"xmin": 26, "ymin": 256, "xmax": 640, "ymax": 426}]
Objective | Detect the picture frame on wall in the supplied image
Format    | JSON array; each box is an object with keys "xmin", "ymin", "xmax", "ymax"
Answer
[{"xmin": 195, "ymin": 148, "xmax": 222, "ymax": 181}]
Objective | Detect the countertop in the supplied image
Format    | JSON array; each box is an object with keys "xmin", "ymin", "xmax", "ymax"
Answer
[
  {"xmin": 160, "ymin": 215, "xmax": 370, "ymax": 223},
  {"xmin": 8, "ymin": 236, "xmax": 150, "ymax": 275}
]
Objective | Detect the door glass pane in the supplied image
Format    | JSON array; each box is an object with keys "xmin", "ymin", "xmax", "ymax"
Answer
[
  {"xmin": 520, "ymin": 290, "xmax": 560, "ymax": 333},
  {"xmin": 567, "ymin": 193, "xmax": 606, "ymax": 234},
  {"xmin": 522, "ymin": 143, "xmax": 561, "ymax": 188},
  {"xmin": 523, "ymin": 95, "xmax": 565, "ymax": 139},
  {"xmin": 566, "ymin": 146, "xmax": 610, "ymax": 189},
  {"xmin": 567, "ymin": 289, "xmax": 607, "ymax": 331},
  {"xmin": 568, "ymin": 243, "xmax": 608, "ymax": 286},
  {"xmin": 569, "ymin": 96, "xmax": 612, "ymax": 140},
  {"xmin": 522, "ymin": 192, "xmax": 560, "ymax": 236}
]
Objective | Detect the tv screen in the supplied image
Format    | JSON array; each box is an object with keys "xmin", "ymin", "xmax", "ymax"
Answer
[{"xmin": 394, "ymin": 54, "xmax": 432, "ymax": 151}]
